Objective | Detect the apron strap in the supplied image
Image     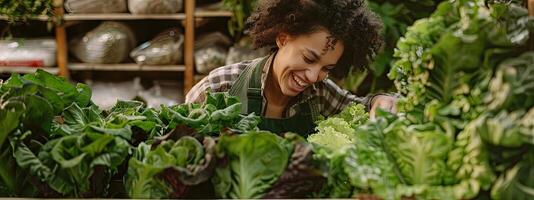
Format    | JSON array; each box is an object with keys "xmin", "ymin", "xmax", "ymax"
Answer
[
  {"xmin": 228, "ymin": 56, "xmax": 269, "ymax": 115},
  {"xmin": 246, "ymin": 58, "xmax": 266, "ymax": 115}
]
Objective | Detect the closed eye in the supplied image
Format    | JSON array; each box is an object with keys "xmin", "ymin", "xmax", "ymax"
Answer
[
  {"xmin": 323, "ymin": 65, "xmax": 335, "ymax": 72},
  {"xmin": 303, "ymin": 55, "xmax": 315, "ymax": 64}
]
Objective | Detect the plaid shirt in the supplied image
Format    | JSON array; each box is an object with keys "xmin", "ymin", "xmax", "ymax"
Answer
[{"xmin": 186, "ymin": 54, "xmax": 375, "ymax": 118}]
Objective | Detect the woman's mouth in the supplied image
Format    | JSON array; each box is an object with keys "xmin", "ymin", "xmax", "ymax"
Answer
[{"xmin": 290, "ymin": 73, "xmax": 308, "ymax": 92}]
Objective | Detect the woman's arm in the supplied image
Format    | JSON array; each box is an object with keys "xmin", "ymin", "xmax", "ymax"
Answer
[
  {"xmin": 185, "ymin": 76, "xmax": 211, "ymax": 103},
  {"xmin": 185, "ymin": 62, "xmax": 249, "ymax": 104},
  {"xmin": 318, "ymin": 79, "xmax": 397, "ymax": 118},
  {"xmin": 368, "ymin": 94, "xmax": 398, "ymax": 119}
]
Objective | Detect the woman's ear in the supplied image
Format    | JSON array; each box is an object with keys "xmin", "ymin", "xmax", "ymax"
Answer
[{"xmin": 276, "ymin": 33, "xmax": 289, "ymax": 48}]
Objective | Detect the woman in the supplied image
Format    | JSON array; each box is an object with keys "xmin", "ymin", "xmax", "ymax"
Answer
[{"xmin": 186, "ymin": 0, "xmax": 396, "ymax": 135}]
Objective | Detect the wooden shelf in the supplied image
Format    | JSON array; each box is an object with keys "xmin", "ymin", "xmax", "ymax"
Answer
[
  {"xmin": 64, "ymin": 13, "xmax": 186, "ymax": 20},
  {"xmin": 69, "ymin": 63, "xmax": 185, "ymax": 72},
  {"xmin": 1, "ymin": 0, "xmax": 235, "ymax": 94},
  {"xmin": 194, "ymin": 10, "xmax": 233, "ymax": 17},
  {"xmin": 0, "ymin": 66, "xmax": 59, "ymax": 74}
]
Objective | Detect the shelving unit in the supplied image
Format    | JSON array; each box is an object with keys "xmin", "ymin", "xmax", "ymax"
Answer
[
  {"xmin": 194, "ymin": 10, "xmax": 233, "ymax": 17},
  {"xmin": 69, "ymin": 63, "xmax": 185, "ymax": 72},
  {"xmin": 0, "ymin": 15, "xmax": 50, "ymax": 21},
  {"xmin": 0, "ymin": 66, "xmax": 59, "ymax": 74},
  {"xmin": 63, "ymin": 13, "xmax": 187, "ymax": 20},
  {"xmin": 0, "ymin": 0, "xmax": 234, "ymax": 96}
]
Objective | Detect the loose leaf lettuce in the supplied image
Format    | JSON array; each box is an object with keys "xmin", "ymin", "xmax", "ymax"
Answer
[
  {"xmin": 125, "ymin": 136, "xmax": 213, "ymax": 199},
  {"xmin": 212, "ymin": 131, "xmax": 291, "ymax": 198}
]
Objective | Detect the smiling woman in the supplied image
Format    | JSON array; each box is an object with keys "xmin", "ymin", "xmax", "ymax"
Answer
[{"xmin": 186, "ymin": 0, "xmax": 397, "ymax": 136}]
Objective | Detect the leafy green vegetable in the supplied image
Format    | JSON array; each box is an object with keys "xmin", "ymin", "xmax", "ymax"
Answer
[
  {"xmin": 262, "ymin": 134, "xmax": 325, "ymax": 198},
  {"xmin": 0, "ymin": 71, "xmax": 262, "ymax": 198},
  {"xmin": 385, "ymin": 122, "xmax": 452, "ymax": 185},
  {"xmin": 367, "ymin": 0, "xmax": 534, "ymax": 199},
  {"xmin": 308, "ymin": 118, "xmax": 355, "ymax": 151},
  {"xmin": 160, "ymin": 92, "xmax": 260, "ymax": 136},
  {"xmin": 307, "ymin": 103, "xmax": 368, "ymax": 152},
  {"xmin": 13, "ymin": 125, "xmax": 130, "ymax": 197},
  {"xmin": 491, "ymin": 151, "xmax": 534, "ymax": 200},
  {"xmin": 335, "ymin": 103, "xmax": 369, "ymax": 128},
  {"xmin": 0, "ymin": 70, "xmax": 94, "ymax": 197},
  {"xmin": 308, "ymin": 103, "xmax": 376, "ymax": 198},
  {"xmin": 212, "ymin": 131, "xmax": 291, "ymax": 199},
  {"xmin": 125, "ymin": 136, "xmax": 214, "ymax": 198},
  {"xmin": 486, "ymin": 52, "xmax": 534, "ymax": 112},
  {"xmin": 343, "ymin": 111, "xmax": 401, "ymax": 199}
]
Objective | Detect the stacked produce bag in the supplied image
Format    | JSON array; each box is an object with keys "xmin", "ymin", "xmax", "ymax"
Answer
[
  {"xmin": 64, "ymin": 0, "xmax": 128, "ymax": 13},
  {"xmin": 70, "ymin": 22, "xmax": 136, "ymax": 64},
  {"xmin": 130, "ymin": 28, "xmax": 184, "ymax": 65}
]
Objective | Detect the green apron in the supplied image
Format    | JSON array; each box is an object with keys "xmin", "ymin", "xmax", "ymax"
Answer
[{"xmin": 228, "ymin": 56, "xmax": 320, "ymax": 136}]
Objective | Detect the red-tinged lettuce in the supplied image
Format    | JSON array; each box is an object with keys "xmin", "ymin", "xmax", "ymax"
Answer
[{"xmin": 262, "ymin": 133, "xmax": 325, "ymax": 198}]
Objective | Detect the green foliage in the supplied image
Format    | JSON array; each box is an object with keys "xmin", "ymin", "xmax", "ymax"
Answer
[
  {"xmin": 390, "ymin": 0, "xmax": 531, "ymax": 124},
  {"xmin": 222, "ymin": 0, "xmax": 258, "ymax": 39},
  {"xmin": 0, "ymin": 0, "xmax": 53, "ymax": 21},
  {"xmin": 316, "ymin": 1, "xmax": 534, "ymax": 199},
  {"xmin": 159, "ymin": 92, "xmax": 260, "ymax": 136},
  {"xmin": 0, "ymin": 70, "xmax": 92, "ymax": 196},
  {"xmin": 307, "ymin": 103, "xmax": 368, "ymax": 153},
  {"xmin": 212, "ymin": 131, "xmax": 291, "ymax": 199},
  {"xmin": 0, "ymin": 70, "xmax": 260, "ymax": 198},
  {"xmin": 125, "ymin": 137, "xmax": 211, "ymax": 198}
]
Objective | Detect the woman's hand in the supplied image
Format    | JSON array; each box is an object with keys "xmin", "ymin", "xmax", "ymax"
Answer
[{"xmin": 369, "ymin": 95, "xmax": 397, "ymax": 120}]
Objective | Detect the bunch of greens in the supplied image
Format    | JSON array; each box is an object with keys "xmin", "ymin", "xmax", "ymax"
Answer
[
  {"xmin": 212, "ymin": 131, "xmax": 292, "ymax": 199},
  {"xmin": 101, "ymin": 100, "xmax": 165, "ymax": 145},
  {"xmin": 0, "ymin": 69, "xmax": 269, "ymax": 198},
  {"xmin": 315, "ymin": 0, "xmax": 534, "ymax": 199},
  {"xmin": 469, "ymin": 52, "xmax": 534, "ymax": 200},
  {"xmin": 307, "ymin": 103, "xmax": 368, "ymax": 152},
  {"xmin": 355, "ymin": 0, "xmax": 534, "ymax": 199},
  {"xmin": 0, "ymin": 70, "xmax": 268, "ymax": 198},
  {"xmin": 0, "ymin": 70, "xmax": 91, "ymax": 197},
  {"xmin": 262, "ymin": 133, "xmax": 325, "ymax": 198},
  {"xmin": 307, "ymin": 103, "xmax": 378, "ymax": 198},
  {"xmin": 159, "ymin": 92, "xmax": 260, "ymax": 136},
  {"xmin": 125, "ymin": 136, "xmax": 215, "ymax": 199},
  {"xmin": 389, "ymin": 0, "xmax": 531, "ymax": 126},
  {"xmin": 0, "ymin": 71, "xmax": 158, "ymax": 197}
]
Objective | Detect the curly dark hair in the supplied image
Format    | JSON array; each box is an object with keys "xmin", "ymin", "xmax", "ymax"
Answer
[{"xmin": 246, "ymin": 0, "xmax": 384, "ymax": 79}]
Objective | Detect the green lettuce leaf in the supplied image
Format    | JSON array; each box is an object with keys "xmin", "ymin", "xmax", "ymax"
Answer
[{"xmin": 213, "ymin": 131, "xmax": 291, "ymax": 198}]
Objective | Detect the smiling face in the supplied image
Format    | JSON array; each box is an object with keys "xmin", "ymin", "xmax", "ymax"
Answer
[{"xmin": 271, "ymin": 28, "xmax": 344, "ymax": 97}]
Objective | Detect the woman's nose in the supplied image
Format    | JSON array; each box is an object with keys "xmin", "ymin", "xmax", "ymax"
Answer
[{"xmin": 305, "ymin": 65, "xmax": 324, "ymax": 83}]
